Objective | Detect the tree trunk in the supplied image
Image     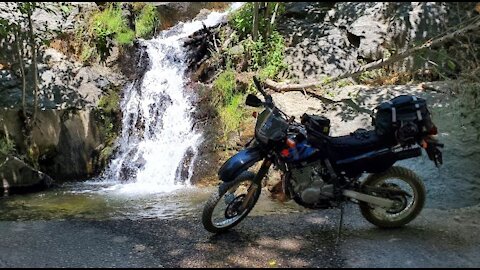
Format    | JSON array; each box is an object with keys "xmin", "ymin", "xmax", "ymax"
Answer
[
  {"xmin": 15, "ymin": 26, "xmax": 27, "ymax": 120},
  {"xmin": 27, "ymin": 5, "xmax": 38, "ymax": 127},
  {"xmin": 264, "ymin": 2, "xmax": 273, "ymax": 40},
  {"xmin": 268, "ymin": 3, "xmax": 279, "ymax": 39},
  {"xmin": 252, "ymin": 2, "xmax": 260, "ymax": 41}
]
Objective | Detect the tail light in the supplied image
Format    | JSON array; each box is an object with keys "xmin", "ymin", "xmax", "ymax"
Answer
[{"xmin": 428, "ymin": 125, "xmax": 438, "ymax": 135}]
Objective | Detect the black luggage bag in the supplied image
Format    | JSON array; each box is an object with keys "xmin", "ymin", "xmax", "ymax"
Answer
[{"xmin": 372, "ymin": 95, "xmax": 435, "ymax": 145}]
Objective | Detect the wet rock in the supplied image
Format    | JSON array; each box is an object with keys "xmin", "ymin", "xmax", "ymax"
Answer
[
  {"xmin": 118, "ymin": 41, "xmax": 151, "ymax": 81},
  {"xmin": 153, "ymin": 2, "xmax": 228, "ymax": 32},
  {"xmin": 0, "ymin": 108, "xmax": 114, "ymax": 181},
  {"xmin": 175, "ymin": 147, "xmax": 195, "ymax": 184},
  {"xmin": 0, "ymin": 155, "xmax": 54, "ymax": 195}
]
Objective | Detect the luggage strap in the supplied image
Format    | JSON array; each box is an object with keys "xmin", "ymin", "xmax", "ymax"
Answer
[
  {"xmin": 386, "ymin": 101, "xmax": 397, "ymax": 125},
  {"xmin": 412, "ymin": 96, "xmax": 423, "ymax": 121}
]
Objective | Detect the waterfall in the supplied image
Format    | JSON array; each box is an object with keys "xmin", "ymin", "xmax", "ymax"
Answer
[{"xmin": 102, "ymin": 3, "xmax": 244, "ymax": 194}]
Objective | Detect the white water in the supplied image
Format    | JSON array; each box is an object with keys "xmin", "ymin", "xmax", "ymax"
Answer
[{"xmin": 100, "ymin": 3, "xmax": 244, "ymax": 195}]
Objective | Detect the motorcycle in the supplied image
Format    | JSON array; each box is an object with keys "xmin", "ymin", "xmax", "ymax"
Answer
[{"xmin": 202, "ymin": 76, "xmax": 443, "ymax": 233}]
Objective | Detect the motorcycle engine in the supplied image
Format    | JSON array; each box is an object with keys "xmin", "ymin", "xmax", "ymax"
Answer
[{"xmin": 289, "ymin": 160, "xmax": 334, "ymax": 206}]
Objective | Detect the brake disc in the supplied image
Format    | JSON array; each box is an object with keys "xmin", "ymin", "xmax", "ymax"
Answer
[{"xmin": 225, "ymin": 194, "xmax": 246, "ymax": 218}]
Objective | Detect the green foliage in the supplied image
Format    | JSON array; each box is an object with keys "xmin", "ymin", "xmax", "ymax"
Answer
[
  {"xmin": 79, "ymin": 2, "xmax": 159, "ymax": 63},
  {"xmin": 212, "ymin": 69, "xmax": 236, "ymax": 106},
  {"xmin": 229, "ymin": 2, "xmax": 285, "ymax": 40},
  {"xmin": 0, "ymin": 136, "xmax": 15, "ymax": 156},
  {"xmin": 259, "ymin": 31, "xmax": 287, "ymax": 79},
  {"xmin": 95, "ymin": 88, "xmax": 121, "ymax": 163},
  {"xmin": 358, "ymin": 69, "xmax": 387, "ymax": 83},
  {"xmin": 241, "ymin": 30, "xmax": 287, "ymax": 80},
  {"xmin": 115, "ymin": 31, "xmax": 135, "ymax": 45},
  {"xmin": 212, "ymin": 69, "xmax": 246, "ymax": 139},
  {"xmin": 335, "ymin": 79, "xmax": 353, "ymax": 88},
  {"xmin": 98, "ymin": 88, "xmax": 120, "ymax": 113},
  {"xmin": 227, "ymin": 3, "xmax": 287, "ymax": 80},
  {"xmin": 135, "ymin": 4, "xmax": 158, "ymax": 38},
  {"xmin": 90, "ymin": 3, "xmax": 135, "ymax": 60},
  {"xmin": 218, "ymin": 94, "xmax": 244, "ymax": 139},
  {"xmin": 80, "ymin": 42, "xmax": 95, "ymax": 62},
  {"xmin": 229, "ymin": 3, "xmax": 256, "ymax": 39}
]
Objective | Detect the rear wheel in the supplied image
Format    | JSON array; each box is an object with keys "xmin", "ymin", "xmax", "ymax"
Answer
[
  {"xmin": 202, "ymin": 171, "xmax": 261, "ymax": 233},
  {"xmin": 359, "ymin": 166, "xmax": 426, "ymax": 228}
]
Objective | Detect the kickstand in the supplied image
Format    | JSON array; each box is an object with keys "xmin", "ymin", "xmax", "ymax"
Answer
[{"xmin": 335, "ymin": 203, "xmax": 345, "ymax": 244}]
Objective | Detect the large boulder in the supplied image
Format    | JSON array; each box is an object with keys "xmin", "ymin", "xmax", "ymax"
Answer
[
  {"xmin": 278, "ymin": 2, "xmax": 478, "ymax": 80},
  {"xmin": 0, "ymin": 48, "xmax": 125, "ymax": 110},
  {"xmin": 0, "ymin": 155, "xmax": 53, "ymax": 195},
  {"xmin": 0, "ymin": 2, "xmax": 125, "ymax": 186},
  {"xmin": 153, "ymin": 2, "xmax": 230, "ymax": 31},
  {"xmin": 0, "ymin": 108, "xmax": 114, "ymax": 182}
]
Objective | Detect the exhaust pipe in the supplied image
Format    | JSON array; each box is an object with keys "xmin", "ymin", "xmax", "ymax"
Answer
[{"xmin": 343, "ymin": 190, "xmax": 395, "ymax": 209}]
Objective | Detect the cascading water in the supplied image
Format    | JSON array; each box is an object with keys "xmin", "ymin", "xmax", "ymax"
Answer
[{"xmin": 101, "ymin": 3, "xmax": 244, "ymax": 194}]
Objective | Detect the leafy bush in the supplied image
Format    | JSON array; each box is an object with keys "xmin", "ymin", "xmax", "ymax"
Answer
[
  {"xmin": 259, "ymin": 31, "xmax": 287, "ymax": 79},
  {"xmin": 79, "ymin": 2, "xmax": 159, "ymax": 63},
  {"xmin": 228, "ymin": 3, "xmax": 287, "ymax": 80},
  {"xmin": 135, "ymin": 4, "xmax": 158, "ymax": 38},
  {"xmin": 212, "ymin": 69, "xmax": 236, "ymax": 106},
  {"xmin": 229, "ymin": 3, "xmax": 285, "ymax": 40},
  {"xmin": 218, "ymin": 94, "xmax": 244, "ymax": 139},
  {"xmin": 91, "ymin": 3, "xmax": 135, "ymax": 44},
  {"xmin": 212, "ymin": 69, "xmax": 246, "ymax": 139},
  {"xmin": 229, "ymin": 3, "xmax": 256, "ymax": 39},
  {"xmin": 212, "ymin": 3, "xmax": 289, "ymax": 141},
  {"xmin": 241, "ymin": 30, "xmax": 287, "ymax": 80}
]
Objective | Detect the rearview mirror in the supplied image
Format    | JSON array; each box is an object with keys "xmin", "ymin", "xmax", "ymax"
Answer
[{"xmin": 245, "ymin": 94, "xmax": 263, "ymax": 107}]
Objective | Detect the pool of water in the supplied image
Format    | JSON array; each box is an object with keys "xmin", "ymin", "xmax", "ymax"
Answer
[{"xmin": 0, "ymin": 181, "xmax": 306, "ymax": 221}]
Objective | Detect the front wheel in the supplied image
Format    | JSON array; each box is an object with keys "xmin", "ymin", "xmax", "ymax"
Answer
[
  {"xmin": 359, "ymin": 166, "xmax": 426, "ymax": 228},
  {"xmin": 202, "ymin": 171, "xmax": 261, "ymax": 233}
]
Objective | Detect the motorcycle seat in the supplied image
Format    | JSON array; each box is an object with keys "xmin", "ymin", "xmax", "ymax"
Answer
[{"xmin": 325, "ymin": 129, "xmax": 391, "ymax": 160}]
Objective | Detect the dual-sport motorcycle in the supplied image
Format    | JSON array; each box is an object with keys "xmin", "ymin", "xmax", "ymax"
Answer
[{"xmin": 202, "ymin": 76, "xmax": 444, "ymax": 233}]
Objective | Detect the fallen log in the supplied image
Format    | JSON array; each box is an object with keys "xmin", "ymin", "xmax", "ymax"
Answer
[
  {"xmin": 262, "ymin": 79, "xmax": 369, "ymax": 111},
  {"xmin": 264, "ymin": 79, "xmax": 319, "ymax": 91}
]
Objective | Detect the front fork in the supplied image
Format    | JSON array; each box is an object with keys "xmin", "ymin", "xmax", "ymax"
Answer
[{"xmin": 240, "ymin": 158, "xmax": 272, "ymax": 210}]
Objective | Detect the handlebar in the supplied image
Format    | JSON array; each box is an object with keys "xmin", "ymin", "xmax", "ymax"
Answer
[
  {"xmin": 252, "ymin": 76, "xmax": 268, "ymax": 98},
  {"xmin": 253, "ymin": 76, "xmax": 274, "ymax": 106},
  {"xmin": 252, "ymin": 76, "xmax": 298, "ymax": 124}
]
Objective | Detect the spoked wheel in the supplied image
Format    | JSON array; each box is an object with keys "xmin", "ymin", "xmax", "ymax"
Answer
[
  {"xmin": 359, "ymin": 166, "xmax": 426, "ymax": 228},
  {"xmin": 202, "ymin": 171, "xmax": 261, "ymax": 233}
]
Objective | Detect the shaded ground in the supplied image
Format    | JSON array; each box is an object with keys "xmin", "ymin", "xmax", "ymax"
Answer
[
  {"xmin": 0, "ymin": 202, "xmax": 479, "ymax": 268},
  {"xmin": 1, "ymin": 81, "xmax": 479, "ymax": 268}
]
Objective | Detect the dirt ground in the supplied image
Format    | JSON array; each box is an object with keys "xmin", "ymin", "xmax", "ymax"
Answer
[{"xmin": 0, "ymin": 202, "xmax": 479, "ymax": 268}]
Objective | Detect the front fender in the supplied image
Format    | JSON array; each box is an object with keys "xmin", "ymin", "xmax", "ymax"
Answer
[{"xmin": 218, "ymin": 146, "xmax": 265, "ymax": 182}]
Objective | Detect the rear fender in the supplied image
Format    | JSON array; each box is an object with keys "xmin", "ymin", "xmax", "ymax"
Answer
[{"xmin": 218, "ymin": 146, "xmax": 264, "ymax": 182}]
